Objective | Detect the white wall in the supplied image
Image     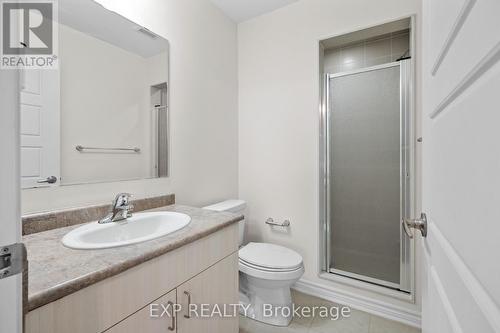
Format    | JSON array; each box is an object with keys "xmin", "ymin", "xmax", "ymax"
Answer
[
  {"xmin": 22, "ymin": 0, "xmax": 238, "ymax": 213},
  {"xmin": 238, "ymin": 0, "xmax": 421, "ymax": 323}
]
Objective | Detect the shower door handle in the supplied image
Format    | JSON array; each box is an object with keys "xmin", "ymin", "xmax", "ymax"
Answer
[{"xmin": 402, "ymin": 213, "xmax": 427, "ymax": 238}]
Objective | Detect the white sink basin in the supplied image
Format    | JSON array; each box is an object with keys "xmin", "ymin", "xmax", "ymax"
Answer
[{"xmin": 62, "ymin": 212, "xmax": 191, "ymax": 250}]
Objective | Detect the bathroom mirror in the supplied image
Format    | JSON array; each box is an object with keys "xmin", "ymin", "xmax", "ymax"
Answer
[{"xmin": 20, "ymin": 0, "xmax": 169, "ymax": 188}]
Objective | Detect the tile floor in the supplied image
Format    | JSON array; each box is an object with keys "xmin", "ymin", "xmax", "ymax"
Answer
[{"xmin": 239, "ymin": 290, "xmax": 420, "ymax": 333}]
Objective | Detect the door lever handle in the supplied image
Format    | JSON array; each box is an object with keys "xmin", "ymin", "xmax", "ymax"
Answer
[
  {"xmin": 167, "ymin": 301, "xmax": 176, "ymax": 331},
  {"xmin": 37, "ymin": 176, "xmax": 57, "ymax": 184},
  {"xmin": 402, "ymin": 213, "xmax": 427, "ymax": 238}
]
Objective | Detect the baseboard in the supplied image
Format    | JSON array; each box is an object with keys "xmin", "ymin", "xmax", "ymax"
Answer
[{"xmin": 292, "ymin": 279, "xmax": 421, "ymax": 328}]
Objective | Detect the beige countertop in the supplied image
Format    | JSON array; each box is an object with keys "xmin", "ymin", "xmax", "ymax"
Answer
[{"xmin": 23, "ymin": 204, "xmax": 242, "ymax": 312}]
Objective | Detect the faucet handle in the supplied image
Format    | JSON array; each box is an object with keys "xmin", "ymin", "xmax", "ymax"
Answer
[
  {"xmin": 113, "ymin": 193, "xmax": 132, "ymax": 206},
  {"xmin": 100, "ymin": 193, "xmax": 134, "ymax": 224}
]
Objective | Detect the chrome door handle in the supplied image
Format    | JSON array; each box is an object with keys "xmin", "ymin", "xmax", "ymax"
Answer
[
  {"xmin": 402, "ymin": 213, "xmax": 427, "ymax": 238},
  {"xmin": 37, "ymin": 176, "xmax": 57, "ymax": 184},
  {"xmin": 183, "ymin": 291, "xmax": 191, "ymax": 319},
  {"xmin": 167, "ymin": 301, "xmax": 176, "ymax": 331}
]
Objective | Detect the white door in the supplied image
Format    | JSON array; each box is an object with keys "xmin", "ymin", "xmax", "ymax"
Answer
[
  {"xmin": 20, "ymin": 69, "xmax": 60, "ymax": 188},
  {"xmin": 422, "ymin": 0, "xmax": 500, "ymax": 332},
  {"xmin": 0, "ymin": 72, "xmax": 23, "ymax": 332}
]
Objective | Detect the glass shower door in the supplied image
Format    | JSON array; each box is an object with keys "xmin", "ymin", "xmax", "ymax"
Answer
[{"xmin": 326, "ymin": 62, "xmax": 412, "ymax": 290}]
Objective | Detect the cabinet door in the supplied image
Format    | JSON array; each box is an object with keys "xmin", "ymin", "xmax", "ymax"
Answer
[
  {"xmin": 105, "ymin": 289, "xmax": 177, "ymax": 333},
  {"xmin": 177, "ymin": 253, "xmax": 239, "ymax": 333}
]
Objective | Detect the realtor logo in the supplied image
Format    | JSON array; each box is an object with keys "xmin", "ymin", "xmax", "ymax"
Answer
[{"xmin": 1, "ymin": 0, "xmax": 58, "ymax": 68}]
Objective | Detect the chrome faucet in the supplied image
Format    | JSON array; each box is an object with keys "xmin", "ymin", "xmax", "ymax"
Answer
[{"xmin": 98, "ymin": 193, "xmax": 134, "ymax": 224}]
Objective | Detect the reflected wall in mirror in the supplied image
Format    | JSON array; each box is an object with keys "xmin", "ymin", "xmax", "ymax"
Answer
[{"xmin": 20, "ymin": 0, "xmax": 169, "ymax": 188}]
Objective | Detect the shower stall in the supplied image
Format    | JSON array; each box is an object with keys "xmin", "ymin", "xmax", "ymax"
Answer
[{"xmin": 320, "ymin": 59, "xmax": 415, "ymax": 292}]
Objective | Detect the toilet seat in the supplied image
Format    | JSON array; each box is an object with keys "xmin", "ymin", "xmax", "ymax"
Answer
[
  {"xmin": 238, "ymin": 242, "xmax": 304, "ymax": 280},
  {"xmin": 239, "ymin": 259, "xmax": 304, "ymax": 280},
  {"xmin": 239, "ymin": 258, "xmax": 300, "ymax": 272},
  {"xmin": 239, "ymin": 242, "xmax": 303, "ymax": 269}
]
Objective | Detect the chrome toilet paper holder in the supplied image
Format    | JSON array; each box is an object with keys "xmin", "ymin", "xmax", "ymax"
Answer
[{"xmin": 265, "ymin": 218, "xmax": 290, "ymax": 227}]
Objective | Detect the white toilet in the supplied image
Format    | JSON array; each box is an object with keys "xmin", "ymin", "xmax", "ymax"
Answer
[{"xmin": 203, "ymin": 200, "xmax": 304, "ymax": 327}]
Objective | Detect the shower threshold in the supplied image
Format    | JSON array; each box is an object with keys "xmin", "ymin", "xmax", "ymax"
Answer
[{"xmin": 328, "ymin": 267, "xmax": 402, "ymax": 291}]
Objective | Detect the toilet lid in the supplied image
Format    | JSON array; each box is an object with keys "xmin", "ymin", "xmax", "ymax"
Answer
[{"xmin": 239, "ymin": 242, "xmax": 303, "ymax": 270}]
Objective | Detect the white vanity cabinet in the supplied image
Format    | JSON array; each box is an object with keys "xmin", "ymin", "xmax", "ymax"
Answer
[
  {"xmin": 105, "ymin": 289, "xmax": 177, "ymax": 333},
  {"xmin": 25, "ymin": 223, "xmax": 239, "ymax": 333},
  {"xmin": 104, "ymin": 253, "xmax": 238, "ymax": 333},
  {"xmin": 176, "ymin": 253, "xmax": 239, "ymax": 333}
]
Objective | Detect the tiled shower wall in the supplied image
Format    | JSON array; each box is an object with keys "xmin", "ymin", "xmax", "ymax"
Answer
[{"xmin": 324, "ymin": 30, "xmax": 409, "ymax": 74}]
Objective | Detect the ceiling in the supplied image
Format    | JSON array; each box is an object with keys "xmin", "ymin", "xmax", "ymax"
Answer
[
  {"xmin": 59, "ymin": 0, "xmax": 168, "ymax": 58},
  {"xmin": 210, "ymin": 0, "xmax": 299, "ymax": 22}
]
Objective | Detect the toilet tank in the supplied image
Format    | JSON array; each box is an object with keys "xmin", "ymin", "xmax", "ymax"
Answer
[{"xmin": 203, "ymin": 200, "xmax": 246, "ymax": 246}]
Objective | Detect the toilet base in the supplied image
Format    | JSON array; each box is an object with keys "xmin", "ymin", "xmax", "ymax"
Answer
[{"xmin": 239, "ymin": 273, "xmax": 299, "ymax": 327}]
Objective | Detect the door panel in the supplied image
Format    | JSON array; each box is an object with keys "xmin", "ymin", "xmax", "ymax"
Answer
[
  {"xmin": 428, "ymin": 0, "xmax": 465, "ymax": 65},
  {"xmin": 0, "ymin": 66, "xmax": 22, "ymax": 333},
  {"xmin": 20, "ymin": 69, "xmax": 60, "ymax": 189},
  {"xmin": 177, "ymin": 253, "xmax": 239, "ymax": 333},
  {"xmin": 428, "ymin": 0, "xmax": 500, "ymax": 115},
  {"xmin": 105, "ymin": 289, "xmax": 176, "ymax": 333},
  {"xmin": 422, "ymin": 0, "xmax": 500, "ymax": 331}
]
